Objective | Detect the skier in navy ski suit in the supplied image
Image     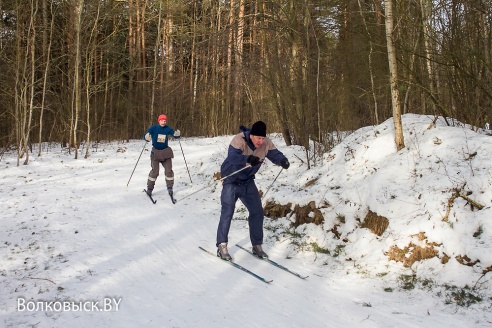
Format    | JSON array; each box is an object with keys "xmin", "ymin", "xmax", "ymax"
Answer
[{"xmin": 216, "ymin": 121, "xmax": 290, "ymax": 261}]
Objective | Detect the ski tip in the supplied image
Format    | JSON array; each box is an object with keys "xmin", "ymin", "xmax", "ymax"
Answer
[{"xmin": 144, "ymin": 189, "xmax": 157, "ymax": 204}]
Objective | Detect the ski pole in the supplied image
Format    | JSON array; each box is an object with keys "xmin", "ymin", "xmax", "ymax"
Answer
[
  {"xmin": 218, "ymin": 164, "xmax": 252, "ymax": 182},
  {"xmin": 126, "ymin": 141, "xmax": 147, "ymax": 187},
  {"xmin": 178, "ymin": 138, "xmax": 193, "ymax": 184},
  {"xmin": 175, "ymin": 164, "xmax": 251, "ymax": 203},
  {"xmin": 261, "ymin": 168, "xmax": 284, "ymax": 200}
]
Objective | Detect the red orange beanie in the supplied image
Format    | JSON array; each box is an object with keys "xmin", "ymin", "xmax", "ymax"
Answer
[{"xmin": 158, "ymin": 114, "xmax": 167, "ymax": 122}]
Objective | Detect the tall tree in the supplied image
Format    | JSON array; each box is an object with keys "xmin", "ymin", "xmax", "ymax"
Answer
[
  {"xmin": 72, "ymin": 0, "xmax": 84, "ymax": 159},
  {"xmin": 385, "ymin": 0, "xmax": 405, "ymax": 151},
  {"xmin": 38, "ymin": 0, "xmax": 54, "ymax": 157},
  {"xmin": 357, "ymin": 0, "xmax": 379, "ymax": 125},
  {"xmin": 233, "ymin": 0, "xmax": 245, "ymax": 127}
]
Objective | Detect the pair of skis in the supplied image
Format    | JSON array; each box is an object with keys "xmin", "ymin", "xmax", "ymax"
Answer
[
  {"xmin": 143, "ymin": 189, "xmax": 176, "ymax": 204},
  {"xmin": 199, "ymin": 244, "xmax": 308, "ymax": 284}
]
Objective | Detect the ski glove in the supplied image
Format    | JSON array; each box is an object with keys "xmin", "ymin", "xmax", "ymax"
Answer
[
  {"xmin": 280, "ymin": 158, "xmax": 290, "ymax": 169},
  {"xmin": 247, "ymin": 155, "xmax": 261, "ymax": 166},
  {"xmin": 145, "ymin": 133, "xmax": 152, "ymax": 142},
  {"xmin": 174, "ymin": 130, "xmax": 181, "ymax": 137}
]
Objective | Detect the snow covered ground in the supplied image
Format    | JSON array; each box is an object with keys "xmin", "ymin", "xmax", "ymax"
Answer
[{"xmin": 1, "ymin": 114, "xmax": 491, "ymax": 327}]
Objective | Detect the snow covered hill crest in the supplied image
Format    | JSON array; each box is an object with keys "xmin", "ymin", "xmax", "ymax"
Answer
[{"xmin": 266, "ymin": 114, "xmax": 492, "ymax": 295}]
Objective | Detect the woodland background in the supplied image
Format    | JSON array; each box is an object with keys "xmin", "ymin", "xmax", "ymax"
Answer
[{"xmin": 1, "ymin": 0, "xmax": 491, "ymax": 163}]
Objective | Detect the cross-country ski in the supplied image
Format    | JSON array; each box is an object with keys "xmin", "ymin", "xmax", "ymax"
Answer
[
  {"xmin": 199, "ymin": 246, "xmax": 272, "ymax": 284},
  {"xmin": 236, "ymin": 244, "xmax": 309, "ymax": 279},
  {"xmin": 143, "ymin": 189, "xmax": 157, "ymax": 204}
]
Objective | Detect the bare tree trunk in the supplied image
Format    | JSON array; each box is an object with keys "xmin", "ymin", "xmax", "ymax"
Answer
[
  {"xmin": 357, "ymin": 0, "xmax": 379, "ymax": 125},
  {"xmin": 150, "ymin": 0, "xmax": 163, "ymax": 123},
  {"xmin": 127, "ymin": 0, "xmax": 135, "ymax": 141},
  {"xmin": 22, "ymin": 0, "xmax": 38, "ymax": 165},
  {"xmin": 420, "ymin": 0, "xmax": 437, "ymax": 116},
  {"xmin": 84, "ymin": 61, "xmax": 91, "ymax": 159},
  {"xmin": 14, "ymin": 0, "xmax": 38, "ymax": 165},
  {"xmin": 159, "ymin": 12, "xmax": 165, "ymax": 108},
  {"xmin": 38, "ymin": 0, "xmax": 54, "ymax": 157},
  {"xmin": 226, "ymin": 0, "xmax": 235, "ymax": 131},
  {"xmin": 233, "ymin": 0, "xmax": 244, "ymax": 126},
  {"xmin": 384, "ymin": 0, "xmax": 405, "ymax": 151},
  {"xmin": 189, "ymin": 0, "xmax": 197, "ymax": 121},
  {"xmin": 72, "ymin": 0, "xmax": 84, "ymax": 159},
  {"xmin": 163, "ymin": 7, "xmax": 174, "ymax": 116},
  {"xmin": 137, "ymin": 0, "xmax": 147, "ymax": 126},
  {"xmin": 84, "ymin": 2, "xmax": 101, "ymax": 159}
]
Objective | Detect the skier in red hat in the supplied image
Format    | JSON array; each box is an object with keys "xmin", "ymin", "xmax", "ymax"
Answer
[{"xmin": 143, "ymin": 114, "xmax": 181, "ymax": 197}]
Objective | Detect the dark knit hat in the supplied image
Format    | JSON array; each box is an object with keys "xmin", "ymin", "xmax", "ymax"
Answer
[{"xmin": 250, "ymin": 121, "xmax": 267, "ymax": 137}]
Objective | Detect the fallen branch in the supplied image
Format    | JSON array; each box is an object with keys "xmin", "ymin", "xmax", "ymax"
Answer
[
  {"xmin": 460, "ymin": 194, "xmax": 484, "ymax": 210},
  {"xmin": 427, "ymin": 116, "xmax": 439, "ymax": 130},
  {"xmin": 473, "ymin": 269, "xmax": 491, "ymax": 290},
  {"xmin": 294, "ymin": 154, "xmax": 304, "ymax": 164},
  {"xmin": 25, "ymin": 277, "xmax": 56, "ymax": 285},
  {"xmin": 442, "ymin": 190, "xmax": 484, "ymax": 222},
  {"xmin": 442, "ymin": 191, "xmax": 459, "ymax": 222}
]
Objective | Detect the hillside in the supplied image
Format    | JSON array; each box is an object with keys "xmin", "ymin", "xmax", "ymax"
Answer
[{"xmin": 1, "ymin": 114, "xmax": 491, "ymax": 327}]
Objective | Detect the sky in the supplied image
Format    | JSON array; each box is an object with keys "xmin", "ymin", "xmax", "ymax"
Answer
[{"xmin": 1, "ymin": 114, "xmax": 491, "ymax": 327}]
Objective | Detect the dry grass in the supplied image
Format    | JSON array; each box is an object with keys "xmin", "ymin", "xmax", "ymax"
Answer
[
  {"xmin": 263, "ymin": 200, "xmax": 324, "ymax": 226},
  {"xmin": 387, "ymin": 242, "xmax": 438, "ymax": 267},
  {"xmin": 291, "ymin": 201, "xmax": 324, "ymax": 226},
  {"xmin": 263, "ymin": 200, "xmax": 293, "ymax": 219},
  {"xmin": 361, "ymin": 210, "xmax": 389, "ymax": 236}
]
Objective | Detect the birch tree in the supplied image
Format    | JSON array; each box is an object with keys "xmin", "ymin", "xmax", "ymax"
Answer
[{"xmin": 384, "ymin": 0, "xmax": 405, "ymax": 151}]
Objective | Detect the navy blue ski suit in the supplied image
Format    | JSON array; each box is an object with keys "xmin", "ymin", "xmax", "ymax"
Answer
[{"xmin": 216, "ymin": 126, "xmax": 287, "ymax": 247}]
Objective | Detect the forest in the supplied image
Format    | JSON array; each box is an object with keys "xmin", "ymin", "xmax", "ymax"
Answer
[{"xmin": 0, "ymin": 0, "xmax": 491, "ymax": 163}]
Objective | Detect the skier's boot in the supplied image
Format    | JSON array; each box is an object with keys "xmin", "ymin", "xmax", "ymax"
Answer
[
  {"xmin": 217, "ymin": 243, "xmax": 232, "ymax": 261},
  {"xmin": 252, "ymin": 245, "xmax": 268, "ymax": 259}
]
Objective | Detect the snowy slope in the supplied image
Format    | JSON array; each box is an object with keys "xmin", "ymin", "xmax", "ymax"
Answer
[{"xmin": 1, "ymin": 114, "xmax": 491, "ymax": 327}]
